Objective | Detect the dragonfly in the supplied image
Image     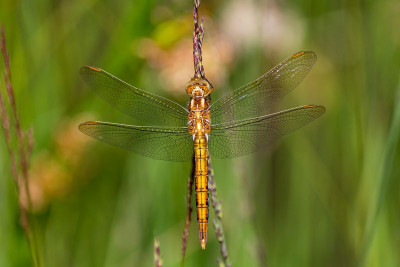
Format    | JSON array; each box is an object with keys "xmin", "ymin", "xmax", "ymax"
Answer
[{"xmin": 79, "ymin": 51, "xmax": 325, "ymax": 249}]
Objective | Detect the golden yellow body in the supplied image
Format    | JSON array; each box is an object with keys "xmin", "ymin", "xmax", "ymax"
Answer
[{"xmin": 186, "ymin": 78, "xmax": 213, "ymax": 249}]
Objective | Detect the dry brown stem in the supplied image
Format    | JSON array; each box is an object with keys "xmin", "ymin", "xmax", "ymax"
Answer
[
  {"xmin": 208, "ymin": 155, "xmax": 231, "ymax": 267},
  {"xmin": 0, "ymin": 25, "xmax": 41, "ymax": 267},
  {"xmin": 154, "ymin": 238, "xmax": 163, "ymax": 267},
  {"xmin": 181, "ymin": 155, "xmax": 195, "ymax": 265}
]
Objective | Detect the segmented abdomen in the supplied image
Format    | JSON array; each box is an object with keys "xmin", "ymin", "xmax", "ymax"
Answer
[{"xmin": 194, "ymin": 135, "xmax": 209, "ymax": 249}]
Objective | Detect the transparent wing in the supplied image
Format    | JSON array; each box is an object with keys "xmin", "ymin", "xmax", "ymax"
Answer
[
  {"xmin": 79, "ymin": 121, "xmax": 193, "ymax": 162},
  {"xmin": 80, "ymin": 66, "xmax": 188, "ymax": 126},
  {"xmin": 210, "ymin": 51, "xmax": 317, "ymax": 124},
  {"xmin": 209, "ymin": 105, "xmax": 325, "ymax": 159}
]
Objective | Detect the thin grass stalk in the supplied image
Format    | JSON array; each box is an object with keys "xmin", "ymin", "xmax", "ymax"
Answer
[
  {"xmin": 0, "ymin": 26, "xmax": 41, "ymax": 267},
  {"xmin": 0, "ymin": 85, "xmax": 17, "ymax": 180},
  {"xmin": 180, "ymin": 155, "xmax": 195, "ymax": 265},
  {"xmin": 357, "ymin": 78, "xmax": 400, "ymax": 267},
  {"xmin": 191, "ymin": 0, "xmax": 230, "ymax": 264},
  {"xmin": 179, "ymin": 1, "xmax": 205, "ymax": 264},
  {"xmin": 26, "ymin": 127, "xmax": 34, "ymax": 166},
  {"xmin": 192, "ymin": 0, "xmax": 205, "ymax": 78},
  {"xmin": 208, "ymin": 154, "xmax": 231, "ymax": 267},
  {"xmin": 0, "ymin": 28, "xmax": 28, "ymax": 177},
  {"xmin": 154, "ymin": 238, "xmax": 163, "ymax": 267}
]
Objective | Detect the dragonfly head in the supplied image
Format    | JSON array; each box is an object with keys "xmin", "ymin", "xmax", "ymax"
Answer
[{"xmin": 185, "ymin": 77, "xmax": 213, "ymax": 97}]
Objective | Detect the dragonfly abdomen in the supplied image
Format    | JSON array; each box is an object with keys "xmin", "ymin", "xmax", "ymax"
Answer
[{"xmin": 194, "ymin": 135, "xmax": 209, "ymax": 250}]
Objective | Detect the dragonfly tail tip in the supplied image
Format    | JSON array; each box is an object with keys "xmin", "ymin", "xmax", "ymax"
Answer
[{"xmin": 201, "ymin": 239, "xmax": 206, "ymax": 250}]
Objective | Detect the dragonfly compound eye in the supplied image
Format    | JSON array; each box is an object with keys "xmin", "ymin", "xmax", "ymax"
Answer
[{"xmin": 185, "ymin": 78, "xmax": 213, "ymax": 96}]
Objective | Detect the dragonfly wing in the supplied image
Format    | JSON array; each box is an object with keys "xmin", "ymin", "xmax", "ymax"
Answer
[
  {"xmin": 210, "ymin": 51, "xmax": 317, "ymax": 124},
  {"xmin": 209, "ymin": 105, "xmax": 325, "ymax": 159},
  {"xmin": 80, "ymin": 66, "xmax": 188, "ymax": 126},
  {"xmin": 79, "ymin": 121, "xmax": 193, "ymax": 162}
]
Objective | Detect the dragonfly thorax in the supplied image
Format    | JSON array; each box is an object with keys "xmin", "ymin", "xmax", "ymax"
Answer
[
  {"xmin": 187, "ymin": 96, "xmax": 211, "ymax": 136},
  {"xmin": 186, "ymin": 77, "xmax": 212, "ymax": 136}
]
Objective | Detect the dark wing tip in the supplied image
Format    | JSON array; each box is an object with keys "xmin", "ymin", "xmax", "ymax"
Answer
[
  {"xmin": 81, "ymin": 66, "xmax": 102, "ymax": 72},
  {"xmin": 78, "ymin": 121, "xmax": 98, "ymax": 132},
  {"xmin": 290, "ymin": 51, "xmax": 317, "ymax": 68},
  {"xmin": 80, "ymin": 66, "xmax": 105, "ymax": 86},
  {"xmin": 80, "ymin": 66, "xmax": 103, "ymax": 78},
  {"xmin": 302, "ymin": 104, "xmax": 326, "ymax": 116},
  {"xmin": 291, "ymin": 50, "xmax": 317, "ymax": 59}
]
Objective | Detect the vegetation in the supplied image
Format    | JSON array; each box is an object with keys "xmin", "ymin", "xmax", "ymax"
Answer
[{"xmin": 1, "ymin": 0, "xmax": 399, "ymax": 266}]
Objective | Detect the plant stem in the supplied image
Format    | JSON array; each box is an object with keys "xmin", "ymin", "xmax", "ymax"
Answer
[
  {"xmin": 192, "ymin": 0, "xmax": 205, "ymax": 78},
  {"xmin": 208, "ymin": 154, "xmax": 231, "ymax": 267},
  {"xmin": 357, "ymin": 78, "xmax": 400, "ymax": 267},
  {"xmin": 154, "ymin": 238, "xmax": 163, "ymax": 267},
  {"xmin": 181, "ymin": 155, "xmax": 195, "ymax": 266},
  {"xmin": 191, "ymin": 0, "xmax": 230, "ymax": 264},
  {"xmin": 0, "ymin": 25, "xmax": 41, "ymax": 267}
]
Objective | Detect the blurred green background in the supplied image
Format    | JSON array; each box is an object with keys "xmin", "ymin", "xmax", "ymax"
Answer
[{"xmin": 1, "ymin": 0, "xmax": 400, "ymax": 266}]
